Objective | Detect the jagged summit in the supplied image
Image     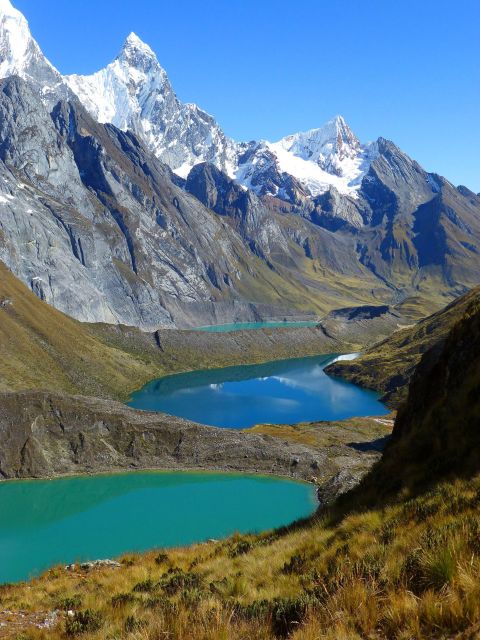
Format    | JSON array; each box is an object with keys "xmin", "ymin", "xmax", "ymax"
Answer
[
  {"xmin": 117, "ymin": 31, "xmax": 158, "ymax": 68},
  {"xmin": 280, "ymin": 115, "xmax": 356, "ymax": 145},
  {"xmin": 65, "ymin": 29, "xmax": 170, "ymax": 131},
  {"xmin": 0, "ymin": 0, "xmax": 23, "ymax": 24},
  {"xmin": 121, "ymin": 32, "xmax": 155, "ymax": 57},
  {"xmin": 0, "ymin": 0, "xmax": 20, "ymax": 19},
  {"xmin": 234, "ymin": 116, "xmax": 376, "ymax": 199},
  {"xmin": 65, "ymin": 31, "xmax": 236, "ymax": 177},
  {"xmin": 277, "ymin": 116, "xmax": 361, "ymax": 163},
  {"xmin": 272, "ymin": 115, "xmax": 363, "ymax": 178}
]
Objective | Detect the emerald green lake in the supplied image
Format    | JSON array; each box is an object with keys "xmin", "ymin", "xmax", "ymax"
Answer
[
  {"xmin": 0, "ymin": 472, "xmax": 316, "ymax": 584},
  {"xmin": 128, "ymin": 354, "xmax": 388, "ymax": 428},
  {"xmin": 195, "ymin": 321, "xmax": 318, "ymax": 332}
]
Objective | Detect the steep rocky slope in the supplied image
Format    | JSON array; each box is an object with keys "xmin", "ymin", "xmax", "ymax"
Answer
[
  {"xmin": 326, "ymin": 285, "xmax": 480, "ymax": 407},
  {"xmin": 0, "ymin": 391, "xmax": 322, "ymax": 481},
  {"xmin": 0, "ymin": 75, "xmax": 317, "ymax": 328}
]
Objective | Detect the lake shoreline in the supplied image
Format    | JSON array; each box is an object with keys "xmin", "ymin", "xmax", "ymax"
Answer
[{"xmin": 0, "ymin": 464, "xmax": 316, "ymax": 487}]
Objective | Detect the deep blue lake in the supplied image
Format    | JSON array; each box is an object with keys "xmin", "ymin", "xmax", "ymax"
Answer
[{"xmin": 128, "ymin": 354, "xmax": 388, "ymax": 428}]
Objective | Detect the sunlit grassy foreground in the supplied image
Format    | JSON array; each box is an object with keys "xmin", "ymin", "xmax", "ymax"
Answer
[{"xmin": 2, "ymin": 474, "xmax": 480, "ymax": 639}]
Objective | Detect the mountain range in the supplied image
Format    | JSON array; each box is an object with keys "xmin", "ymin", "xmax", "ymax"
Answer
[{"xmin": 0, "ymin": 0, "xmax": 479, "ymax": 329}]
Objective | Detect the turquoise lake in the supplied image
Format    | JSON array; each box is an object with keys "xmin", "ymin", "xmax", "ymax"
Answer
[
  {"xmin": 0, "ymin": 472, "xmax": 316, "ymax": 584},
  {"xmin": 195, "ymin": 321, "xmax": 318, "ymax": 332},
  {"xmin": 128, "ymin": 354, "xmax": 388, "ymax": 428}
]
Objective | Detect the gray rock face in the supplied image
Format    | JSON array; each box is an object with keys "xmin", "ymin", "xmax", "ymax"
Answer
[
  {"xmin": 183, "ymin": 162, "xmax": 375, "ymax": 283},
  {"xmin": 1, "ymin": 72, "xmax": 479, "ymax": 331},
  {"xmin": 0, "ymin": 77, "xmax": 300, "ymax": 327},
  {"xmin": 234, "ymin": 141, "xmax": 313, "ymax": 202}
]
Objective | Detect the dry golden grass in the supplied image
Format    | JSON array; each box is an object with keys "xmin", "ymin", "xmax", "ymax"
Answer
[
  {"xmin": 2, "ymin": 475, "xmax": 480, "ymax": 639},
  {"xmin": 249, "ymin": 416, "xmax": 393, "ymax": 449}
]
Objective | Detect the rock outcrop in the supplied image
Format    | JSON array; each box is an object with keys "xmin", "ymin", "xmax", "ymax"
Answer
[
  {"xmin": 348, "ymin": 292, "xmax": 480, "ymax": 502},
  {"xmin": 0, "ymin": 391, "xmax": 331, "ymax": 482}
]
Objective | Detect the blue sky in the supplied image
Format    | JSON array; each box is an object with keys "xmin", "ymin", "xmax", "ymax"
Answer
[{"xmin": 14, "ymin": 0, "xmax": 480, "ymax": 191}]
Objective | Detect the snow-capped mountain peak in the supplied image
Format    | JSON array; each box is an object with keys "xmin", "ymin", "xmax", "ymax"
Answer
[
  {"xmin": 276, "ymin": 116, "xmax": 361, "ymax": 170},
  {"xmin": 0, "ymin": 0, "xmax": 68, "ymax": 104},
  {"xmin": 65, "ymin": 32, "xmax": 171, "ymax": 129},
  {"xmin": 0, "ymin": 0, "xmax": 30, "ymax": 72},
  {"xmin": 234, "ymin": 117, "xmax": 377, "ymax": 199},
  {"xmin": 65, "ymin": 33, "xmax": 236, "ymax": 178}
]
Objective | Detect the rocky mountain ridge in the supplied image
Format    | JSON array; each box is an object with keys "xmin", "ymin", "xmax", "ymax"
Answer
[
  {"xmin": 0, "ymin": 0, "xmax": 479, "ymax": 329},
  {"xmin": 65, "ymin": 35, "xmax": 379, "ymax": 199}
]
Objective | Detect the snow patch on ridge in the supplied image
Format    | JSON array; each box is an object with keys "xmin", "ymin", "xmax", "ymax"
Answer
[
  {"xmin": 267, "ymin": 138, "xmax": 375, "ymax": 197},
  {"xmin": 328, "ymin": 353, "xmax": 361, "ymax": 364}
]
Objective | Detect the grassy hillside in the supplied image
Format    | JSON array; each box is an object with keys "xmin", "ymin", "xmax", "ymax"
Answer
[
  {"xmin": 0, "ymin": 262, "xmax": 163, "ymax": 398},
  {"xmin": 2, "ymin": 478, "xmax": 480, "ymax": 639},
  {"xmin": 354, "ymin": 293, "xmax": 480, "ymax": 502},
  {"xmin": 325, "ymin": 284, "xmax": 480, "ymax": 407},
  {"xmin": 1, "ymin": 296, "xmax": 480, "ymax": 638}
]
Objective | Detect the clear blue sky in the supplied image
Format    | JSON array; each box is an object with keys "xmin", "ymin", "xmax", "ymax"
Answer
[{"xmin": 14, "ymin": 0, "xmax": 480, "ymax": 191}]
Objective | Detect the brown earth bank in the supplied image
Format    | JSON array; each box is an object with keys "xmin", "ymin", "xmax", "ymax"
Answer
[{"xmin": 0, "ymin": 391, "xmax": 391, "ymax": 493}]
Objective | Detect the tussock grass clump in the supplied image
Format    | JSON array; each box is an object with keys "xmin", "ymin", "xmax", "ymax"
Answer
[
  {"xmin": 56, "ymin": 594, "xmax": 82, "ymax": 611},
  {"xmin": 65, "ymin": 609, "xmax": 103, "ymax": 635},
  {"xmin": 160, "ymin": 568, "xmax": 204, "ymax": 596},
  {"xmin": 154, "ymin": 552, "xmax": 169, "ymax": 565},
  {"xmin": 110, "ymin": 592, "xmax": 136, "ymax": 608},
  {"xmin": 124, "ymin": 614, "xmax": 147, "ymax": 632},
  {"xmin": 131, "ymin": 578, "xmax": 156, "ymax": 593}
]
